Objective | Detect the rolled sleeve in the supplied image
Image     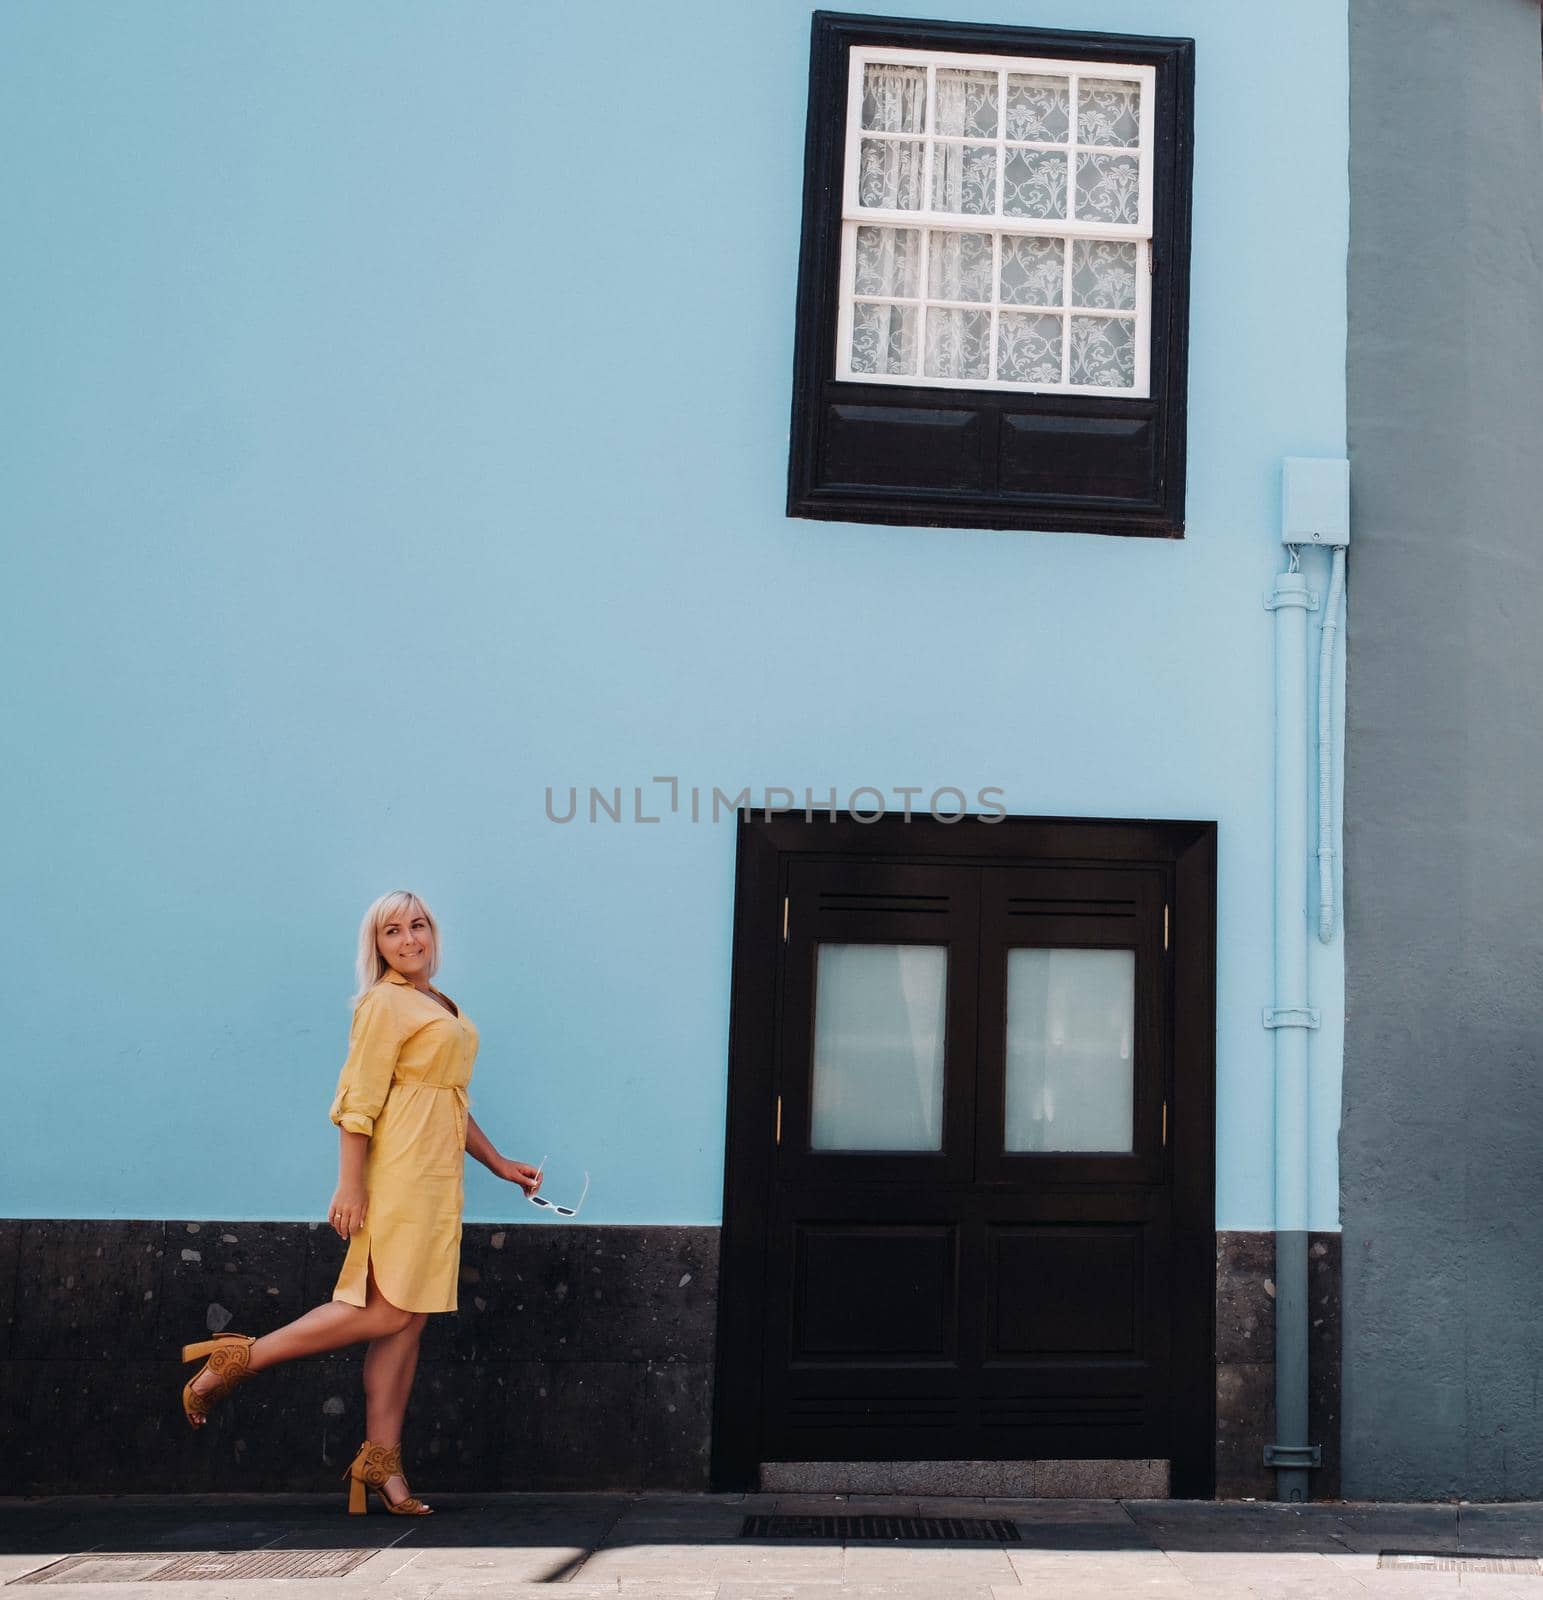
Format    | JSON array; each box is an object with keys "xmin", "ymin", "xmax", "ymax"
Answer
[{"xmin": 328, "ymin": 990, "xmax": 409, "ymax": 1137}]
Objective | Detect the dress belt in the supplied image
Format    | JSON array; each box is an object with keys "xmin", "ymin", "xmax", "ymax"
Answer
[{"xmin": 395, "ymin": 1082, "xmax": 470, "ymax": 1120}]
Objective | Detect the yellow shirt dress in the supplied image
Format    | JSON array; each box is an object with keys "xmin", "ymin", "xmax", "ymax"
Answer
[{"xmin": 327, "ymin": 968, "xmax": 479, "ymax": 1314}]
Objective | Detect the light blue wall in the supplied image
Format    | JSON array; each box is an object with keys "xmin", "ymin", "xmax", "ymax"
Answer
[{"xmin": 0, "ymin": 0, "xmax": 1347, "ymax": 1229}]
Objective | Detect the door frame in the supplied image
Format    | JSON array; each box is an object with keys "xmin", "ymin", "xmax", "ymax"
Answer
[{"xmin": 710, "ymin": 811, "xmax": 1218, "ymax": 1497}]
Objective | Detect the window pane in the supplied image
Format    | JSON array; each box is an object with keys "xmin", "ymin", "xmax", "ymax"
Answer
[
  {"xmin": 859, "ymin": 139, "xmax": 923, "ymax": 210},
  {"xmin": 862, "ymin": 63, "xmax": 927, "ymax": 133},
  {"xmin": 925, "ymin": 307, "xmax": 991, "ymax": 380},
  {"xmin": 935, "ymin": 67, "xmax": 999, "ymax": 138},
  {"xmin": 811, "ymin": 944, "xmax": 946, "ymax": 1151},
  {"xmin": 1075, "ymin": 153, "xmax": 1141, "ymax": 226},
  {"xmin": 1005, "ymin": 948, "xmax": 1135, "ymax": 1153},
  {"xmin": 1069, "ymin": 315, "xmax": 1135, "ymax": 388},
  {"xmin": 833, "ymin": 46, "xmax": 1162, "ymax": 403},
  {"xmin": 1000, "ymin": 235, "xmax": 1064, "ymax": 306},
  {"xmin": 1005, "ymin": 73, "xmax": 1070, "ymax": 142},
  {"xmin": 1071, "ymin": 239, "xmax": 1137, "ymax": 310},
  {"xmin": 997, "ymin": 312, "xmax": 1062, "ymax": 384},
  {"xmin": 855, "ymin": 226, "xmax": 921, "ymax": 298},
  {"xmin": 931, "ymin": 142, "xmax": 997, "ymax": 216},
  {"xmin": 850, "ymin": 303, "xmax": 918, "ymax": 375},
  {"xmin": 1078, "ymin": 78, "xmax": 1141, "ymax": 147},
  {"xmin": 927, "ymin": 230, "xmax": 992, "ymax": 302},
  {"xmin": 1003, "ymin": 150, "xmax": 1067, "ymax": 219}
]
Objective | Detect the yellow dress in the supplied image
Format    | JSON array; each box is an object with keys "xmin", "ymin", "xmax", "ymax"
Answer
[{"xmin": 327, "ymin": 968, "xmax": 478, "ymax": 1314}]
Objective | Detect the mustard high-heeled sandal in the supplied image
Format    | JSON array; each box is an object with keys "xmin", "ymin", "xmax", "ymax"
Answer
[
  {"xmin": 180, "ymin": 1333, "xmax": 256, "ymax": 1428},
  {"xmin": 343, "ymin": 1440, "xmax": 432, "ymax": 1516}
]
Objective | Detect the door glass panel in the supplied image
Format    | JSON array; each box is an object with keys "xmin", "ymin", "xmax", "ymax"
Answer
[
  {"xmin": 1004, "ymin": 948, "xmax": 1134, "ymax": 1152},
  {"xmin": 811, "ymin": 944, "xmax": 946, "ymax": 1151}
]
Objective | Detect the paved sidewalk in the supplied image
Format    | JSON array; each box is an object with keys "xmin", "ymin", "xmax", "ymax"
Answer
[{"xmin": 4, "ymin": 1492, "xmax": 1543, "ymax": 1599}]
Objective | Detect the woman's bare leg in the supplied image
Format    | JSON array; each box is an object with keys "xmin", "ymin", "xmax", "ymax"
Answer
[
  {"xmin": 248, "ymin": 1284, "xmax": 413, "ymax": 1371},
  {"xmin": 363, "ymin": 1313, "xmax": 429, "ymax": 1507},
  {"xmin": 186, "ymin": 1266, "xmax": 412, "ymax": 1424}
]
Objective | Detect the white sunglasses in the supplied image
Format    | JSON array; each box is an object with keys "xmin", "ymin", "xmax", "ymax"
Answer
[{"xmin": 528, "ymin": 1156, "xmax": 590, "ymax": 1219}]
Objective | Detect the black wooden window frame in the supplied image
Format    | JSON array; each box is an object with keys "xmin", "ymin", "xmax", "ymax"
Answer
[{"xmin": 787, "ymin": 12, "xmax": 1196, "ymax": 538}]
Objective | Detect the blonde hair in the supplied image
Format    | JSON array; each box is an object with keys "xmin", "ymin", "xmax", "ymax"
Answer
[{"xmin": 353, "ymin": 890, "xmax": 441, "ymax": 1004}]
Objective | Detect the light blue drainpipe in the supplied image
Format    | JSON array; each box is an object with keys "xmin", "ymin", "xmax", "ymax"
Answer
[
  {"xmin": 1264, "ymin": 559, "xmax": 1323, "ymax": 1503},
  {"xmin": 1265, "ymin": 461, "xmax": 1346, "ymax": 1502}
]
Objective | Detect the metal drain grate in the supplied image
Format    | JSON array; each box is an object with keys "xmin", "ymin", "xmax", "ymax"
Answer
[
  {"xmin": 741, "ymin": 1514, "xmax": 1021, "ymax": 1543},
  {"xmin": 11, "ymin": 1549, "xmax": 379, "ymax": 1585},
  {"xmin": 1379, "ymin": 1552, "xmax": 1543, "ymax": 1575}
]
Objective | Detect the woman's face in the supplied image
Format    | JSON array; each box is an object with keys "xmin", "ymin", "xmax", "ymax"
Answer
[{"xmin": 377, "ymin": 907, "xmax": 434, "ymax": 982}]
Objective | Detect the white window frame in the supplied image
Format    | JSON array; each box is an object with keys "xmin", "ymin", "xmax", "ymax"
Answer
[{"xmin": 835, "ymin": 46, "xmax": 1157, "ymax": 399}]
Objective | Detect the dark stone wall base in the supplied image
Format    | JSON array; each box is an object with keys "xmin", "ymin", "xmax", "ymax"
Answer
[
  {"xmin": 2, "ymin": 1220, "xmax": 1340, "ymax": 1498},
  {"xmin": 0, "ymin": 1221, "xmax": 718, "ymax": 1495},
  {"xmin": 1216, "ymin": 1231, "xmax": 1342, "ymax": 1500}
]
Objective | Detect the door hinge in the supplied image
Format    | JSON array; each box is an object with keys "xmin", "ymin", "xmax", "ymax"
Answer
[
  {"xmin": 1163, "ymin": 904, "xmax": 1169, "ymax": 950},
  {"xmin": 1162, "ymin": 1100, "xmax": 1168, "ymax": 1146},
  {"xmin": 782, "ymin": 897, "xmax": 788, "ymax": 943},
  {"xmin": 775, "ymin": 1094, "xmax": 782, "ymax": 1146},
  {"xmin": 1149, "ymin": 246, "xmax": 1158, "ymax": 275}
]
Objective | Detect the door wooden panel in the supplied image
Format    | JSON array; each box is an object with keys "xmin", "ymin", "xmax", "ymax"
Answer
[
  {"xmin": 792, "ymin": 1223, "xmax": 959, "ymax": 1363},
  {"xmin": 989, "ymin": 1226, "xmax": 1143, "ymax": 1357}
]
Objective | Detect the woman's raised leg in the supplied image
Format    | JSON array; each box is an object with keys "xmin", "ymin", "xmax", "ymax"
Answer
[{"xmin": 185, "ymin": 1266, "xmax": 412, "ymax": 1424}]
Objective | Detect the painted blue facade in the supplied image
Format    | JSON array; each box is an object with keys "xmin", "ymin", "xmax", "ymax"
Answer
[{"xmin": 1, "ymin": 0, "xmax": 1347, "ymax": 1240}]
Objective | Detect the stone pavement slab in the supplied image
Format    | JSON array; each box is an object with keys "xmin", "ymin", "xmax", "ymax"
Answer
[{"xmin": 2, "ymin": 1492, "xmax": 1542, "ymax": 1598}]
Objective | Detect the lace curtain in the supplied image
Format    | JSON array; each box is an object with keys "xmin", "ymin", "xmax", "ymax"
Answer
[
  {"xmin": 851, "ymin": 66, "xmax": 925, "ymax": 378},
  {"xmin": 847, "ymin": 59, "xmax": 1145, "ymax": 391},
  {"xmin": 926, "ymin": 69, "xmax": 996, "ymax": 381}
]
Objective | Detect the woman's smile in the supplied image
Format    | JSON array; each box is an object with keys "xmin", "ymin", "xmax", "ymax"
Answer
[{"xmin": 378, "ymin": 914, "xmax": 435, "ymax": 981}]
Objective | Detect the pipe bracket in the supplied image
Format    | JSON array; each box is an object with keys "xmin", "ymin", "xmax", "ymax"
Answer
[
  {"xmin": 1263, "ymin": 589, "xmax": 1320, "ymax": 612},
  {"xmin": 1263, "ymin": 1443, "xmax": 1322, "ymax": 1469},
  {"xmin": 1262, "ymin": 1006, "xmax": 1321, "ymax": 1030}
]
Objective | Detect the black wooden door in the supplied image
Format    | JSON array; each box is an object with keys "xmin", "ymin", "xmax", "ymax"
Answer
[{"xmin": 714, "ymin": 816, "xmax": 1216, "ymax": 1492}]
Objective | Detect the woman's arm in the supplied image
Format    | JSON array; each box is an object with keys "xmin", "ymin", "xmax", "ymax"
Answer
[
  {"xmin": 465, "ymin": 1113, "xmax": 542, "ymax": 1195},
  {"xmin": 328, "ymin": 1129, "xmax": 370, "ymax": 1239}
]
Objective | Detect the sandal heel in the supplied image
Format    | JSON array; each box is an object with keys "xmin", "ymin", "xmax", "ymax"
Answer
[{"xmin": 346, "ymin": 1473, "xmax": 367, "ymax": 1515}]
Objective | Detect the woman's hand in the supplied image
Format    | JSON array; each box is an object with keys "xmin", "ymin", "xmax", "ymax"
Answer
[
  {"xmin": 464, "ymin": 1115, "xmax": 542, "ymax": 1194},
  {"xmin": 328, "ymin": 1181, "xmax": 368, "ymax": 1240},
  {"xmin": 494, "ymin": 1157, "xmax": 543, "ymax": 1197}
]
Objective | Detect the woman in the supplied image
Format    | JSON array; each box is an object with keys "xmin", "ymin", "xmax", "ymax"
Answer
[{"xmin": 178, "ymin": 891, "xmax": 542, "ymax": 1515}]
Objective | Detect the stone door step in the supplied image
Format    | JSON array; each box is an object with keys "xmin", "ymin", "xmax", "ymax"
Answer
[{"xmin": 758, "ymin": 1460, "xmax": 1170, "ymax": 1497}]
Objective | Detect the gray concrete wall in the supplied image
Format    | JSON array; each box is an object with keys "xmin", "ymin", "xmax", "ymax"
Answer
[{"xmin": 1344, "ymin": 0, "xmax": 1543, "ymax": 1499}]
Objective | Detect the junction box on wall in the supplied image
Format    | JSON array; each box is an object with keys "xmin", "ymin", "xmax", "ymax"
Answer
[{"xmin": 1282, "ymin": 456, "xmax": 1351, "ymax": 546}]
